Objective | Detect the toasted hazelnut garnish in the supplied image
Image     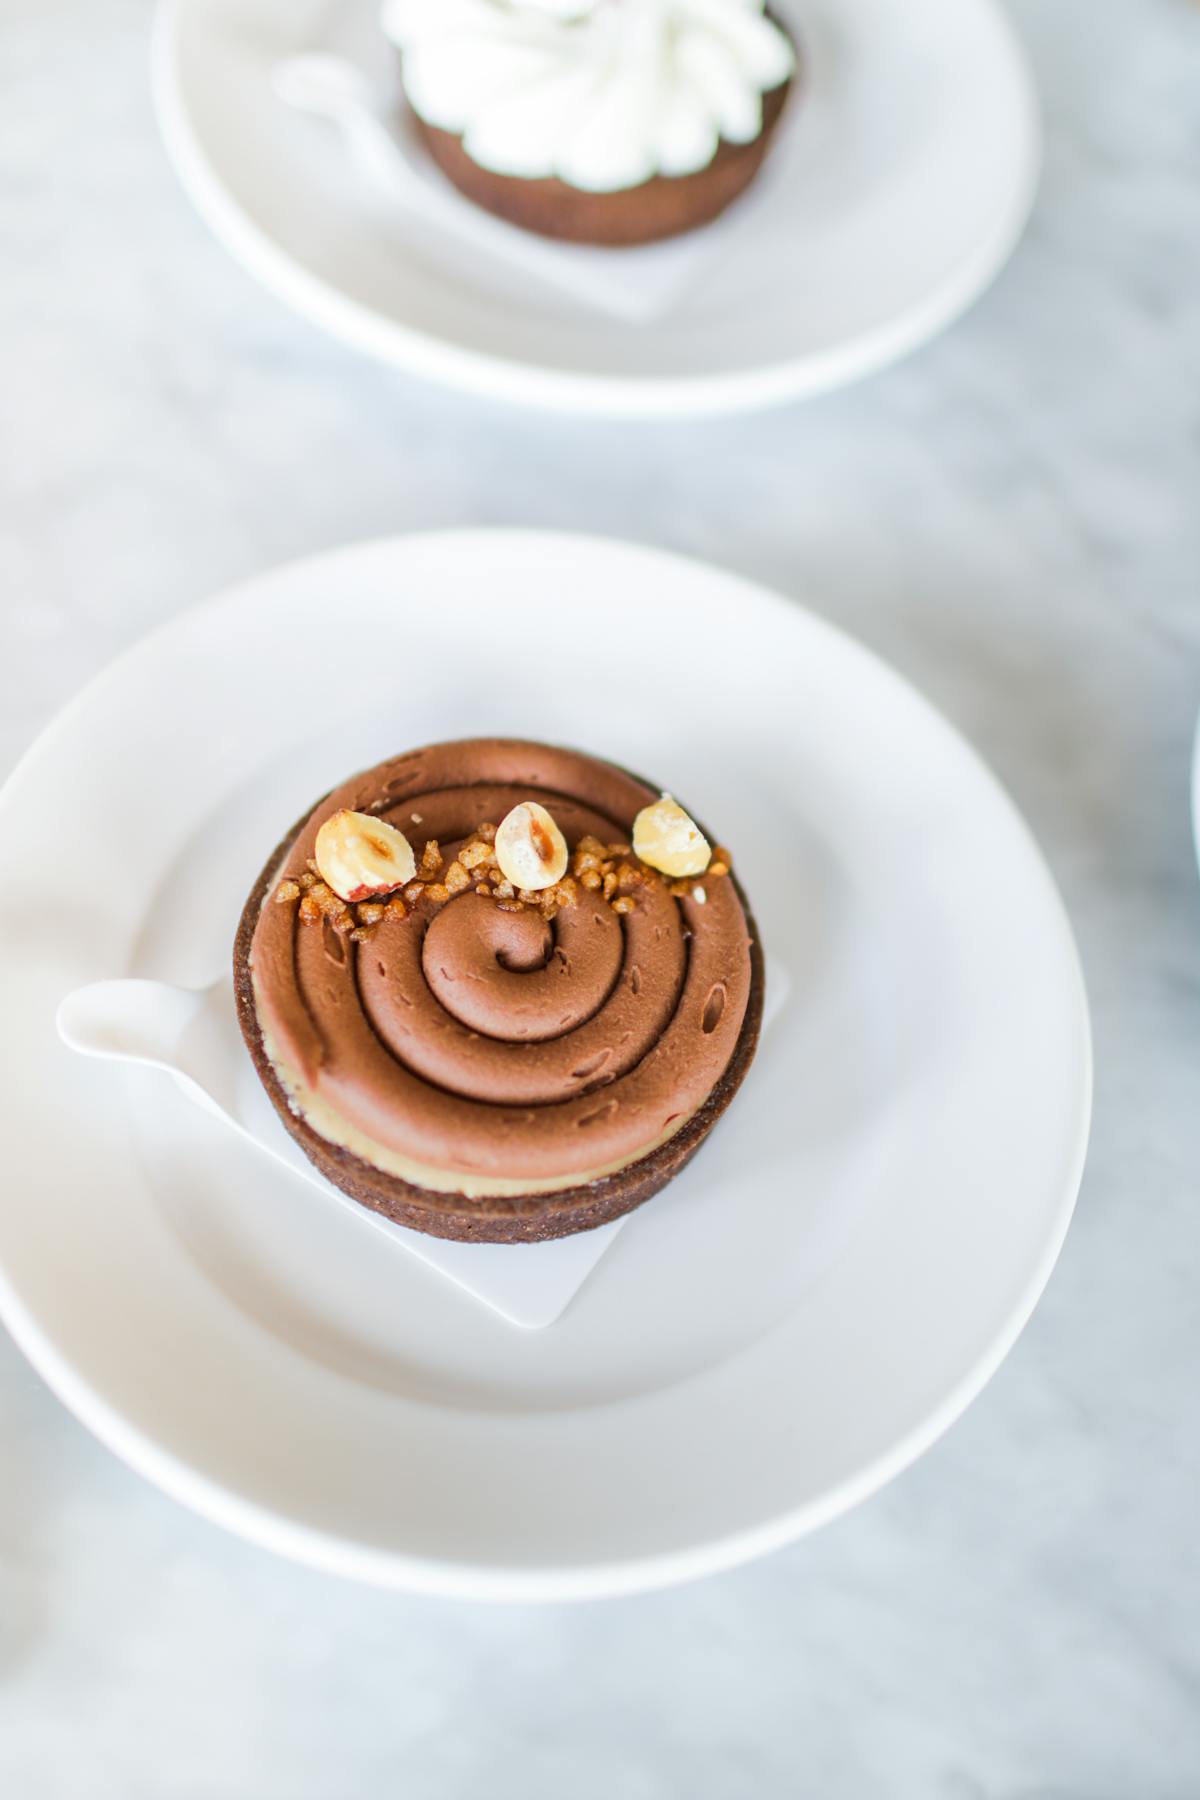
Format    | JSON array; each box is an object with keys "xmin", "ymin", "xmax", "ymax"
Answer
[
  {"xmin": 632, "ymin": 794, "xmax": 711, "ymax": 879},
  {"xmin": 295, "ymin": 790, "xmax": 725, "ymax": 935},
  {"xmin": 314, "ymin": 809, "xmax": 416, "ymax": 903},
  {"xmin": 494, "ymin": 801, "xmax": 569, "ymax": 891}
]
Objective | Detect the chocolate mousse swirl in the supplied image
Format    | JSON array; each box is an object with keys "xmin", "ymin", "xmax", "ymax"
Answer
[{"xmin": 248, "ymin": 740, "xmax": 754, "ymax": 1189}]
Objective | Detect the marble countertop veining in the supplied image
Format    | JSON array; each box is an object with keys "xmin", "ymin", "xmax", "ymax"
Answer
[{"xmin": 2, "ymin": 1, "xmax": 1199, "ymax": 1794}]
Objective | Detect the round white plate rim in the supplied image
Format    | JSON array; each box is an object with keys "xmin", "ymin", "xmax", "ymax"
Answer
[
  {"xmin": 0, "ymin": 530, "xmax": 1092, "ymax": 1601},
  {"xmin": 149, "ymin": 0, "xmax": 1042, "ymax": 419}
]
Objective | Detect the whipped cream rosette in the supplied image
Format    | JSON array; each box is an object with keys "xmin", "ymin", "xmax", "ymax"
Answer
[{"xmin": 380, "ymin": 0, "xmax": 797, "ymax": 245}]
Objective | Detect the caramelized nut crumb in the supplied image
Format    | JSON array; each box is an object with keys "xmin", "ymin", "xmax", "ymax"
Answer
[{"xmin": 287, "ymin": 800, "xmax": 729, "ymax": 937}]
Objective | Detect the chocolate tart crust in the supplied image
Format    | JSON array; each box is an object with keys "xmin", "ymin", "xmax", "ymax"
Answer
[
  {"xmin": 411, "ymin": 76, "xmax": 793, "ymax": 248},
  {"xmin": 233, "ymin": 798, "xmax": 765, "ymax": 1246}
]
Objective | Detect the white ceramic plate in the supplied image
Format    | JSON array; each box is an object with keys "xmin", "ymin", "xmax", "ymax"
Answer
[
  {"xmin": 0, "ymin": 532, "xmax": 1090, "ymax": 1600},
  {"xmin": 151, "ymin": 0, "xmax": 1041, "ymax": 416}
]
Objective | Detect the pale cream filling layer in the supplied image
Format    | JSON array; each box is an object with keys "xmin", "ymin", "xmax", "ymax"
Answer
[{"xmin": 256, "ymin": 1010, "xmax": 694, "ymax": 1201}]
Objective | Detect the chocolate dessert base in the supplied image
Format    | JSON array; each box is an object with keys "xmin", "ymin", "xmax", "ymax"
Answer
[
  {"xmin": 411, "ymin": 78, "xmax": 792, "ymax": 248},
  {"xmin": 233, "ymin": 805, "xmax": 765, "ymax": 1246}
]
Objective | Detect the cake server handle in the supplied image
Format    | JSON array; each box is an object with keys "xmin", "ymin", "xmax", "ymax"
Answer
[
  {"xmin": 56, "ymin": 977, "xmax": 236, "ymax": 1122},
  {"xmin": 270, "ymin": 54, "xmax": 654, "ymax": 321}
]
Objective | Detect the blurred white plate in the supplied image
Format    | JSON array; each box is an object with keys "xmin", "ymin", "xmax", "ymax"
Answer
[
  {"xmin": 151, "ymin": 0, "xmax": 1041, "ymax": 416},
  {"xmin": 0, "ymin": 531, "xmax": 1090, "ymax": 1600}
]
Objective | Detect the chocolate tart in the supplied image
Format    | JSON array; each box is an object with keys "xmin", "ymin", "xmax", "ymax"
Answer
[
  {"xmin": 234, "ymin": 739, "xmax": 764, "ymax": 1245},
  {"xmin": 411, "ymin": 76, "xmax": 793, "ymax": 248}
]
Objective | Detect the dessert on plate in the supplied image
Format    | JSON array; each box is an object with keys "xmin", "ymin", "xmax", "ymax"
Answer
[
  {"xmin": 235, "ymin": 738, "xmax": 763, "ymax": 1243},
  {"xmin": 380, "ymin": 0, "xmax": 797, "ymax": 247}
]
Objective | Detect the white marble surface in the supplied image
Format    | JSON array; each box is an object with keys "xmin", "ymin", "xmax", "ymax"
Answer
[{"xmin": 2, "ymin": 0, "xmax": 1199, "ymax": 1792}]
